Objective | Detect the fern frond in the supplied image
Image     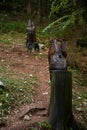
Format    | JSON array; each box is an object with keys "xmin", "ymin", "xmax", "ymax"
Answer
[{"xmin": 42, "ymin": 15, "xmax": 70, "ymax": 32}]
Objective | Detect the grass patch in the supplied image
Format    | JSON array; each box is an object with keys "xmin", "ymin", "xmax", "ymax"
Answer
[
  {"xmin": 0, "ymin": 61, "xmax": 38, "ymax": 118},
  {"xmin": 28, "ymin": 121, "xmax": 52, "ymax": 130},
  {"xmin": 71, "ymin": 68, "xmax": 87, "ymax": 102},
  {"xmin": 0, "ymin": 46, "xmax": 38, "ymax": 118},
  {"xmin": 0, "ymin": 75, "xmax": 37, "ymax": 117},
  {"xmin": 68, "ymin": 68, "xmax": 87, "ymax": 127},
  {"xmin": 39, "ymin": 121, "xmax": 52, "ymax": 130},
  {"xmin": 0, "ymin": 32, "xmax": 26, "ymax": 45},
  {"xmin": 0, "ymin": 13, "xmax": 26, "ymax": 33}
]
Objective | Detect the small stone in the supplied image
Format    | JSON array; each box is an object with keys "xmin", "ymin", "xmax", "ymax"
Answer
[
  {"xmin": 83, "ymin": 102, "xmax": 87, "ymax": 106},
  {"xmin": 76, "ymin": 107, "xmax": 82, "ymax": 112},
  {"xmin": 24, "ymin": 115, "xmax": 30, "ymax": 121},
  {"xmin": 43, "ymin": 92, "xmax": 48, "ymax": 95},
  {"xmin": 39, "ymin": 52, "xmax": 42, "ymax": 55},
  {"xmin": 6, "ymin": 93, "xmax": 9, "ymax": 97},
  {"xmin": 29, "ymin": 74, "xmax": 33, "ymax": 77},
  {"xmin": 1, "ymin": 59, "xmax": 5, "ymax": 62},
  {"xmin": 39, "ymin": 44, "xmax": 44, "ymax": 50},
  {"xmin": 77, "ymin": 96, "xmax": 81, "ymax": 99},
  {"xmin": 0, "ymin": 103, "xmax": 2, "ymax": 106},
  {"xmin": 48, "ymin": 80, "xmax": 51, "ymax": 83},
  {"xmin": 0, "ymin": 81, "xmax": 4, "ymax": 86}
]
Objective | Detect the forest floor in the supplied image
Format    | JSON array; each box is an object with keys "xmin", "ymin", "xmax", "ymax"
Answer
[
  {"xmin": 0, "ymin": 42, "xmax": 50, "ymax": 130},
  {"xmin": 0, "ymin": 42, "xmax": 87, "ymax": 130}
]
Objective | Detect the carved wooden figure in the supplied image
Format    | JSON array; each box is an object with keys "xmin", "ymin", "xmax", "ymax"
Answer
[
  {"xmin": 48, "ymin": 39, "xmax": 79, "ymax": 130},
  {"xmin": 26, "ymin": 19, "xmax": 39, "ymax": 52}
]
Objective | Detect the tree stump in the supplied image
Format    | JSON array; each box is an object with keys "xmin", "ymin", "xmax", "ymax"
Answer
[{"xmin": 49, "ymin": 70, "xmax": 79, "ymax": 130}]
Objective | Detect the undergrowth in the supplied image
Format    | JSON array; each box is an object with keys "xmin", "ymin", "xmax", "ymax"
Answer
[
  {"xmin": 0, "ymin": 71, "xmax": 38, "ymax": 118},
  {"xmin": 0, "ymin": 13, "xmax": 26, "ymax": 33}
]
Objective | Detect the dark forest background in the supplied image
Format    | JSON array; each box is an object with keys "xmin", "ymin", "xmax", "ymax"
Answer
[{"xmin": 0, "ymin": 0, "xmax": 87, "ymax": 33}]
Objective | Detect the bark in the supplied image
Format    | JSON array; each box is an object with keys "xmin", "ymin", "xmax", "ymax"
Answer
[{"xmin": 49, "ymin": 70, "xmax": 79, "ymax": 130}]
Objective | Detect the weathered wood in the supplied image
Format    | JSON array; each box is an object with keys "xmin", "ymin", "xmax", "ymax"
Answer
[
  {"xmin": 49, "ymin": 70, "xmax": 79, "ymax": 130},
  {"xmin": 26, "ymin": 20, "xmax": 39, "ymax": 52}
]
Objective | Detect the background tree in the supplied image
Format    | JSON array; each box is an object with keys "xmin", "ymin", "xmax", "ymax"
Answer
[
  {"xmin": 26, "ymin": 0, "xmax": 51, "ymax": 22},
  {"xmin": 0, "ymin": 0, "xmax": 51, "ymax": 23}
]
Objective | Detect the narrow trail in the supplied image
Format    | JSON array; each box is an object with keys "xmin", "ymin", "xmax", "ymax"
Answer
[{"xmin": 1, "ymin": 43, "xmax": 50, "ymax": 130}]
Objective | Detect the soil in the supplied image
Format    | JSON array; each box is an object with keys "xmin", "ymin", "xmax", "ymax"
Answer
[{"xmin": 0, "ymin": 43, "xmax": 50, "ymax": 130}]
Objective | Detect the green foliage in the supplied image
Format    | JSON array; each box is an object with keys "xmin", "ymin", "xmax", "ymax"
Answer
[
  {"xmin": 39, "ymin": 121, "xmax": 52, "ymax": 130},
  {"xmin": 30, "ymin": 128, "xmax": 38, "ymax": 130},
  {"xmin": 0, "ymin": 38, "xmax": 12, "ymax": 44},
  {"xmin": 43, "ymin": 0, "xmax": 87, "ymax": 37},
  {"xmin": 43, "ymin": 15, "xmax": 71, "ymax": 36},
  {"xmin": 0, "ymin": 14, "xmax": 26, "ymax": 33}
]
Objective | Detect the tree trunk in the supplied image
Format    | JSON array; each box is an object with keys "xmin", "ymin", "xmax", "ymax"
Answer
[
  {"xmin": 49, "ymin": 70, "xmax": 79, "ymax": 130},
  {"xmin": 26, "ymin": 0, "xmax": 31, "ymax": 15}
]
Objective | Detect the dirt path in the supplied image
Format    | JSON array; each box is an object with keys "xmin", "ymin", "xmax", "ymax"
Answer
[{"xmin": 0, "ymin": 43, "xmax": 50, "ymax": 130}]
